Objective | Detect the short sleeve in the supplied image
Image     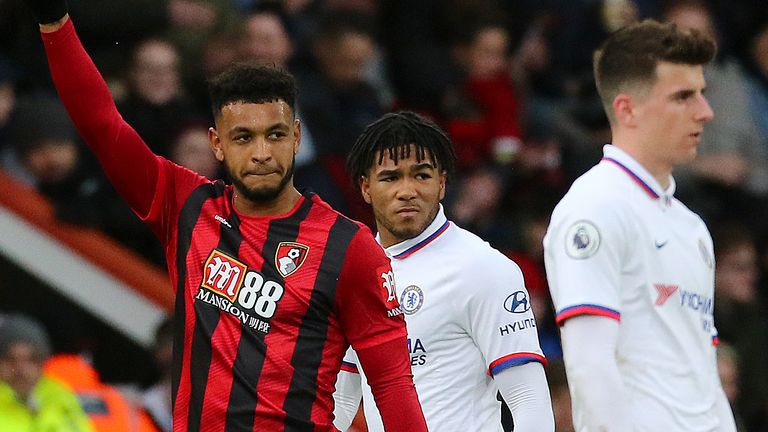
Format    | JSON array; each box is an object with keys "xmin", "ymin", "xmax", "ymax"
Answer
[
  {"xmin": 336, "ymin": 229, "xmax": 407, "ymax": 350},
  {"xmin": 465, "ymin": 254, "xmax": 547, "ymax": 377},
  {"xmin": 544, "ymin": 198, "xmax": 630, "ymax": 326}
]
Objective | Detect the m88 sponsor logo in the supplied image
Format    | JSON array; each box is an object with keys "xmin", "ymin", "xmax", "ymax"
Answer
[{"xmin": 197, "ymin": 249, "xmax": 285, "ymax": 334}]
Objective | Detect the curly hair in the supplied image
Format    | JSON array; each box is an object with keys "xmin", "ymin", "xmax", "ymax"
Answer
[
  {"xmin": 207, "ymin": 63, "xmax": 297, "ymax": 118},
  {"xmin": 346, "ymin": 111, "xmax": 457, "ymax": 185}
]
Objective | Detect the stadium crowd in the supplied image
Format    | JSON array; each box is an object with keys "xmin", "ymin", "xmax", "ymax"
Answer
[{"xmin": 0, "ymin": 0, "xmax": 767, "ymax": 430}]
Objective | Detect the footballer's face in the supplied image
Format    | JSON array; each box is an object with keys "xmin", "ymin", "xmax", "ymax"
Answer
[
  {"xmin": 361, "ymin": 145, "xmax": 446, "ymax": 248},
  {"xmin": 209, "ymin": 101, "xmax": 300, "ymax": 212},
  {"xmin": 628, "ymin": 61, "xmax": 714, "ymax": 171}
]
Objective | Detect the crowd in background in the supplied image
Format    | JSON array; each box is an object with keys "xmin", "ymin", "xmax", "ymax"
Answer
[{"xmin": 1, "ymin": 0, "xmax": 767, "ymax": 430}]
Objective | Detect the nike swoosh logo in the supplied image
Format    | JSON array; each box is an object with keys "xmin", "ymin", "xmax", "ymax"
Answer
[{"xmin": 655, "ymin": 240, "xmax": 668, "ymax": 249}]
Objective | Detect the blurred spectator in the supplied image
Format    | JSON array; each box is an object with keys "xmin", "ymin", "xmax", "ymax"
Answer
[
  {"xmin": 713, "ymin": 225, "xmax": 768, "ymax": 430},
  {"xmin": 238, "ymin": 6, "xmax": 293, "ymax": 68},
  {"xmin": 745, "ymin": 20, "xmax": 768, "ymax": 154},
  {"xmin": 297, "ymin": 10, "xmax": 386, "ymax": 158},
  {"xmin": 448, "ymin": 167, "xmax": 513, "ymax": 246},
  {"xmin": 236, "ymin": 6, "xmax": 356, "ymax": 217},
  {"xmin": 295, "ymin": 10, "xmax": 388, "ymax": 221},
  {"xmin": 0, "ymin": 58, "xmax": 23, "ymax": 180},
  {"xmin": 0, "ymin": 314, "xmax": 93, "ymax": 432},
  {"xmin": 9, "ymin": 94, "xmax": 88, "ymax": 189},
  {"xmin": 166, "ymin": 0, "xmax": 239, "ymax": 113},
  {"xmin": 0, "ymin": 59, "xmax": 16, "ymax": 148},
  {"xmin": 10, "ymin": 94, "xmax": 164, "ymax": 267},
  {"xmin": 662, "ymin": 0, "xmax": 768, "ymax": 200},
  {"xmin": 380, "ymin": 0, "xmax": 487, "ymax": 113},
  {"xmin": 118, "ymin": 38, "xmax": 199, "ymax": 158},
  {"xmin": 142, "ymin": 319, "xmax": 173, "ymax": 432},
  {"xmin": 169, "ymin": 123, "xmax": 221, "ymax": 180},
  {"xmin": 444, "ymin": 20, "xmax": 525, "ymax": 170},
  {"xmin": 237, "ymin": 6, "xmax": 317, "ymax": 167}
]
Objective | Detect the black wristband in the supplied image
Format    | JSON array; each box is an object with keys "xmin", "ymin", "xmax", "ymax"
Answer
[{"xmin": 26, "ymin": 0, "xmax": 68, "ymax": 25}]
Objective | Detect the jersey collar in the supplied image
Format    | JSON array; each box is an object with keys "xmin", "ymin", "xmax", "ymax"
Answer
[
  {"xmin": 377, "ymin": 205, "xmax": 451, "ymax": 260},
  {"xmin": 601, "ymin": 145, "xmax": 675, "ymax": 207}
]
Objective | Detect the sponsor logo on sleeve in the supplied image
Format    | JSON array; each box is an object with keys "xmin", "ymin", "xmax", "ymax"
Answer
[
  {"xmin": 565, "ymin": 220, "xmax": 600, "ymax": 259},
  {"xmin": 504, "ymin": 291, "xmax": 531, "ymax": 314},
  {"xmin": 380, "ymin": 270, "xmax": 403, "ymax": 317},
  {"xmin": 500, "ymin": 291, "xmax": 537, "ymax": 335},
  {"xmin": 275, "ymin": 242, "xmax": 309, "ymax": 277}
]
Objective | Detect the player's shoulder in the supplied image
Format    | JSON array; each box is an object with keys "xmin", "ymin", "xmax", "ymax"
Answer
[
  {"xmin": 551, "ymin": 164, "xmax": 635, "ymax": 225},
  {"xmin": 447, "ymin": 223, "xmax": 524, "ymax": 278},
  {"xmin": 307, "ymin": 192, "xmax": 369, "ymax": 233},
  {"xmin": 561, "ymin": 163, "xmax": 628, "ymax": 206}
]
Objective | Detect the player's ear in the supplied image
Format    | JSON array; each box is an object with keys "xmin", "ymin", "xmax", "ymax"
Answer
[
  {"xmin": 439, "ymin": 170, "xmax": 447, "ymax": 200},
  {"xmin": 613, "ymin": 93, "xmax": 636, "ymax": 128},
  {"xmin": 360, "ymin": 175, "xmax": 372, "ymax": 204},
  {"xmin": 209, "ymin": 127, "xmax": 225, "ymax": 162},
  {"xmin": 293, "ymin": 118, "xmax": 301, "ymax": 155}
]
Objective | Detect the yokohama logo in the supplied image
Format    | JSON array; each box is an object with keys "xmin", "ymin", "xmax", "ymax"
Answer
[{"xmin": 653, "ymin": 284, "xmax": 679, "ymax": 306}]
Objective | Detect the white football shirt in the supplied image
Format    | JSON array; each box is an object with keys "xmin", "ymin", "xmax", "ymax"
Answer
[
  {"xmin": 544, "ymin": 145, "xmax": 726, "ymax": 431},
  {"xmin": 341, "ymin": 206, "xmax": 545, "ymax": 431}
]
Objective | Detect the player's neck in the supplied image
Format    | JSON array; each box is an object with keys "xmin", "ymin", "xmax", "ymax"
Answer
[
  {"xmin": 612, "ymin": 142, "xmax": 672, "ymax": 190},
  {"xmin": 233, "ymin": 186, "xmax": 302, "ymax": 217}
]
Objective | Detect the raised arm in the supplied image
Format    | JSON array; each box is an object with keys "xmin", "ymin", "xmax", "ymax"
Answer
[{"xmin": 29, "ymin": 1, "xmax": 160, "ymax": 218}]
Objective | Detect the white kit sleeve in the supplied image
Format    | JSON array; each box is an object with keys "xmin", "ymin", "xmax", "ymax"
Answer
[
  {"xmin": 544, "ymin": 195, "xmax": 632, "ymax": 325},
  {"xmin": 463, "ymin": 252, "xmax": 546, "ymax": 377},
  {"xmin": 494, "ymin": 362, "xmax": 554, "ymax": 431},
  {"xmin": 332, "ymin": 348, "xmax": 363, "ymax": 431},
  {"xmin": 560, "ymin": 315, "xmax": 632, "ymax": 432},
  {"xmin": 714, "ymin": 384, "xmax": 737, "ymax": 431}
]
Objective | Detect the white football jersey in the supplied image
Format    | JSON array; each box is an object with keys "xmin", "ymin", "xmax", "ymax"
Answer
[
  {"xmin": 341, "ymin": 206, "xmax": 545, "ymax": 431},
  {"xmin": 544, "ymin": 145, "xmax": 725, "ymax": 431}
]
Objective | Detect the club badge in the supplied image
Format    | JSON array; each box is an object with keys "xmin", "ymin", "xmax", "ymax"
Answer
[
  {"xmin": 275, "ymin": 242, "xmax": 309, "ymax": 277},
  {"xmin": 400, "ymin": 285, "xmax": 424, "ymax": 315},
  {"xmin": 698, "ymin": 238, "xmax": 713, "ymax": 269}
]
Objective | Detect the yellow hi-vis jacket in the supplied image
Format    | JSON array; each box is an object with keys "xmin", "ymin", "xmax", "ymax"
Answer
[{"xmin": 0, "ymin": 378, "xmax": 93, "ymax": 432}]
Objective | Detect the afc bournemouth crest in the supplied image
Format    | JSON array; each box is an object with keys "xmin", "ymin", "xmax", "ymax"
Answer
[{"xmin": 275, "ymin": 242, "xmax": 309, "ymax": 277}]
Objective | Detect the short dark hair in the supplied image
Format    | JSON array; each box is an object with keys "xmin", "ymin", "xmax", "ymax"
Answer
[
  {"xmin": 347, "ymin": 111, "xmax": 457, "ymax": 183},
  {"xmin": 594, "ymin": 19, "xmax": 716, "ymax": 123},
  {"xmin": 207, "ymin": 63, "xmax": 297, "ymax": 118}
]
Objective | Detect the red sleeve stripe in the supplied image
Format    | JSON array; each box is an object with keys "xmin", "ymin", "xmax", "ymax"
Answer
[
  {"xmin": 488, "ymin": 352, "xmax": 547, "ymax": 376},
  {"xmin": 555, "ymin": 304, "xmax": 621, "ymax": 326},
  {"xmin": 340, "ymin": 361, "xmax": 359, "ymax": 374}
]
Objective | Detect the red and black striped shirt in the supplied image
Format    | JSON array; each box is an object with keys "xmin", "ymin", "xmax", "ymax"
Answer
[{"xmin": 42, "ymin": 19, "xmax": 408, "ymax": 432}]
